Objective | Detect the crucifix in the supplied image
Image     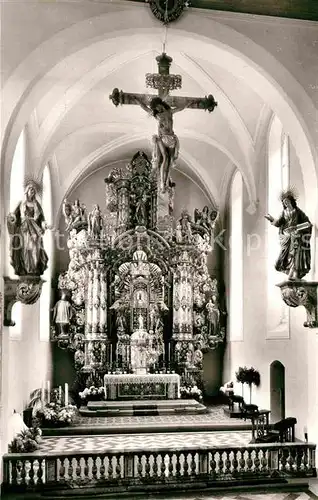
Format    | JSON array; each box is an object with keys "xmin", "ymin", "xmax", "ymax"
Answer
[{"xmin": 109, "ymin": 52, "xmax": 217, "ymax": 193}]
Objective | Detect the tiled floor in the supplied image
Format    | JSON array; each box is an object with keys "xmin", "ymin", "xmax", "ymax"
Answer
[
  {"xmin": 77, "ymin": 492, "xmax": 314, "ymax": 500},
  {"xmin": 37, "ymin": 430, "xmax": 252, "ymax": 454}
]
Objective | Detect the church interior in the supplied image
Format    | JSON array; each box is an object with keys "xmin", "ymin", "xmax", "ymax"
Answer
[{"xmin": 1, "ymin": 0, "xmax": 318, "ymax": 498}]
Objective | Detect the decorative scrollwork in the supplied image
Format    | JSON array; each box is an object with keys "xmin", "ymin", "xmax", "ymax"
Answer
[
  {"xmin": 278, "ymin": 281, "xmax": 318, "ymax": 328},
  {"xmin": 3, "ymin": 276, "xmax": 44, "ymax": 326}
]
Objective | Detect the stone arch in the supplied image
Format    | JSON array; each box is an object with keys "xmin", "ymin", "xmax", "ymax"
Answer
[{"xmin": 1, "ymin": 10, "xmax": 317, "ymax": 221}]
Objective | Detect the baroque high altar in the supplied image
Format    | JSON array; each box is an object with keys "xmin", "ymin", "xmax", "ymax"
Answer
[{"xmin": 52, "ymin": 150, "xmax": 224, "ymax": 390}]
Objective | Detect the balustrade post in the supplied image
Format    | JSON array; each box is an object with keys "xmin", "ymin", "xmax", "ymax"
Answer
[
  {"xmin": 310, "ymin": 446, "xmax": 316, "ymax": 475},
  {"xmin": 269, "ymin": 448, "xmax": 279, "ymax": 474},
  {"xmin": 199, "ymin": 451, "xmax": 209, "ymax": 475},
  {"xmin": 124, "ymin": 454, "xmax": 134, "ymax": 478},
  {"xmin": 46, "ymin": 458, "xmax": 57, "ymax": 484}
]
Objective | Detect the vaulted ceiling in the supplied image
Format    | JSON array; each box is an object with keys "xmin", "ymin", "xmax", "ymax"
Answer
[{"xmin": 1, "ymin": 1, "xmax": 317, "ymax": 217}]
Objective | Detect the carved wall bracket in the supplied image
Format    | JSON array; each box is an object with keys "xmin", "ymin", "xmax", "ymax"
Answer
[
  {"xmin": 3, "ymin": 276, "xmax": 45, "ymax": 327},
  {"xmin": 277, "ymin": 280, "xmax": 318, "ymax": 328}
]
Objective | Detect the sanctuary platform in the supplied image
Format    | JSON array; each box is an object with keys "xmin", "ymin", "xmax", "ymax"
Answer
[{"xmin": 79, "ymin": 398, "xmax": 207, "ymax": 417}]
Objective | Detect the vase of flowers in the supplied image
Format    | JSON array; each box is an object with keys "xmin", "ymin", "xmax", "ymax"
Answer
[
  {"xmin": 9, "ymin": 427, "xmax": 42, "ymax": 453},
  {"xmin": 36, "ymin": 402, "xmax": 77, "ymax": 427},
  {"xmin": 79, "ymin": 386, "xmax": 106, "ymax": 405},
  {"xmin": 180, "ymin": 385, "xmax": 203, "ymax": 402}
]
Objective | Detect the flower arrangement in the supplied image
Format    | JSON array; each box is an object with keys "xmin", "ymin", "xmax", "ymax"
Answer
[
  {"xmin": 180, "ymin": 385, "xmax": 203, "ymax": 402},
  {"xmin": 79, "ymin": 386, "xmax": 106, "ymax": 404},
  {"xmin": 9, "ymin": 427, "xmax": 42, "ymax": 453},
  {"xmin": 36, "ymin": 402, "xmax": 77, "ymax": 427}
]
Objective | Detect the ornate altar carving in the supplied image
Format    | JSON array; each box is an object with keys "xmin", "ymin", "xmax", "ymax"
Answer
[
  {"xmin": 51, "ymin": 150, "xmax": 225, "ymax": 388},
  {"xmin": 277, "ymin": 281, "xmax": 318, "ymax": 328}
]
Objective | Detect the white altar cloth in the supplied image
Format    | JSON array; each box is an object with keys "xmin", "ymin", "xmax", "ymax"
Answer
[{"xmin": 104, "ymin": 373, "xmax": 180, "ymax": 400}]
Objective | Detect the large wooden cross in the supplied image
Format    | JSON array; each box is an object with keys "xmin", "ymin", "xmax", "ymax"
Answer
[
  {"xmin": 109, "ymin": 52, "xmax": 217, "ymax": 113},
  {"xmin": 109, "ymin": 52, "xmax": 217, "ymax": 192}
]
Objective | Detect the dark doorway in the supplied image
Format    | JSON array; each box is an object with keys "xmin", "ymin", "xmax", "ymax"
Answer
[{"xmin": 270, "ymin": 360, "xmax": 285, "ymax": 423}]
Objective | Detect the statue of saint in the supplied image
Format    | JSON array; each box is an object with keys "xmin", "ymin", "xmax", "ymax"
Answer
[
  {"xmin": 194, "ymin": 206, "xmax": 218, "ymax": 235},
  {"xmin": 62, "ymin": 199, "xmax": 87, "ymax": 232},
  {"xmin": 138, "ymin": 313, "xmax": 144, "ymax": 331},
  {"xmin": 149, "ymin": 304, "xmax": 157, "ymax": 331},
  {"xmin": 52, "ymin": 291, "xmax": 73, "ymax": 336},
  {"xmin": 175, "ymin": 223, "xmax": 183, "ymax": 243},
  {"xmin": 7, "ymin": 181, "xmax": 49, "ymax": 276},
  {"xmin": 206, "ymin": 298, "xmax": 220, "ymax": 336},
  {"xmin": 179, "ymin": 210, "xmax": 192, "ymax": 243},
  {"xmin": 265, "ymin": 190, "xmax": 312, "ymax": 280},
  {"xmin": 116, "ymin": 312, "xmax": 126, "ymax": 333},
  {"xmin": 133, "ymin": 96, "xmax": 191, "ymax": 193},
  {"xmin": 88, "ymin": 204, "xmax": 103, "ymax": 239}
]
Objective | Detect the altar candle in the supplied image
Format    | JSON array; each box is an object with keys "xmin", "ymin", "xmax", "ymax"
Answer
[
  {"xmin": 47, "ymin": 380, "xmax": 51, "ymax": 404},
  {"xmin": 65, "ymin": 383, "xmax": 69, "ymax": 406},
  {"xmin": 168, "ymin": 343, "xmax": 170, "ymax": 362},
  {"xmin": 41, "ymin": 383, "xmax": 45, "ymax": 404},
  {"xmin": 110, "ymin": 345, "xmax": 112, "ymax": 366},
  {"xmin": 58, "ymin": 385, "xmax": 62, "ymax": 402}
]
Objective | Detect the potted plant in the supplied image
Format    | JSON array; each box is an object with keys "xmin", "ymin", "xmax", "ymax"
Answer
[
  {"xmin": 235, "ymin": 366, "xmax": 260, "ymax": 403},
  {"xmin": 245, "ymin": 367, "xmax": 260, "ymax": 404},
  {"xmin": 9, "ymin": 427, "xmax": 42, "ymax": 453}
]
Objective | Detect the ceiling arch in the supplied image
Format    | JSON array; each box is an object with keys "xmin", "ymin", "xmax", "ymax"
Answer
[{"xmin": 1, "ymin": 8, "xmax": 317, "ymax": 218}]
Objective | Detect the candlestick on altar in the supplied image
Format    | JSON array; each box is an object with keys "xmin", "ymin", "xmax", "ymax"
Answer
[
  {"xmin": 47, "ymin": 381, "xmax": 51, "ymax": 404},
  {"xmin": 110, "ymin": 344, "xmax": 112, "ymax": 368},
  {"xmin": 168, "ymin": 343, "xmax": 170, "ymax": 363},
  {"xmin": 65, "ymin": 383, "xmax": 69, "ymax": 406},
  {"xmin": 58, "ymin": 385, "xmax": 62, "ymax": 403}
]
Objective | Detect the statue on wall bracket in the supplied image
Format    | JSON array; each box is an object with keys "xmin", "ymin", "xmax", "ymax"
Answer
[
  {"xmin": 265, "ymin": 188, "xmax": 317, "ymax": 328},
  {"xmin": 4, "ymin": 179, "xmax": 53, "ymax": 326}
]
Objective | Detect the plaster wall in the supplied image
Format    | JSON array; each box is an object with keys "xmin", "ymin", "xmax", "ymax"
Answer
[
  {"xmin": 223, "ymin": 132, "xmax": 317, "ymax": 449},
  {"xmin": 3, "ymin": 302, "xmax": 52, "ymax": 465}
]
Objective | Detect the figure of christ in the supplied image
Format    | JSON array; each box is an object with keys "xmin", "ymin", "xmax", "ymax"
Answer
[{"xmin": 133, "ymin": 96, "xmax": 192, "ymax": 193}]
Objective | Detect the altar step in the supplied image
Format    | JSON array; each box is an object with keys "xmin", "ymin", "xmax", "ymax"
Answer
[{"xmin": 79, "ymin": 398, "xmax": 207, "ymax": 417}]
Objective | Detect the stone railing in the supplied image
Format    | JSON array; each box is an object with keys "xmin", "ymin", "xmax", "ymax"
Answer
[{"xmin": 2, "ymin": 442, "xmax": 316, "ymax": 494}]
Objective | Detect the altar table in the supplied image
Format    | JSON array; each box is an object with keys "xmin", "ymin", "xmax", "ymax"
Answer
[{"xmin": 104, "ymin": 373, "xmax": 180, "ymax": 400}]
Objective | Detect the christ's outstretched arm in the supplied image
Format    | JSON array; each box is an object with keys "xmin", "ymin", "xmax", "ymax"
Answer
[{"xmin": 133, "ymin": 96, "xmax": 152, "ymax": 115}]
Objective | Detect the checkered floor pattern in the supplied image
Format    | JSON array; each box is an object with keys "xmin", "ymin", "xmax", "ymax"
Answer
[
  {"xmin": 38, "ymin": 430, "xmax": 251, "ymax": 454},
  {"xmin": 102, "ymin": 493, "xmax": 313, "ymax": 500},
  {"xmin": 74, "ymin": 405, "xmax": 248, "ymax": 427}
]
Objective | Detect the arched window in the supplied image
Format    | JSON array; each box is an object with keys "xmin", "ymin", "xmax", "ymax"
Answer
[
  {"xmin": 267, "ymin": 116, "xmax": 290, "ymax": 338},
  {"xmin": 229, "ymin": 170, "xmax": 243, "ymax": 341},
  {"xmin": 39, "ymin": 165, "xmax": 53, "ymax": 341},
  {"xmin": 9, "ymin": 129, "xmax": 26, "ymax": 338}
]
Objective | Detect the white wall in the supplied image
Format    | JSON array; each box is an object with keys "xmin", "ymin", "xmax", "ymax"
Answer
[{"xmin": 223, "ymin": 131, "xmax": 318, "ymax": 449}]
